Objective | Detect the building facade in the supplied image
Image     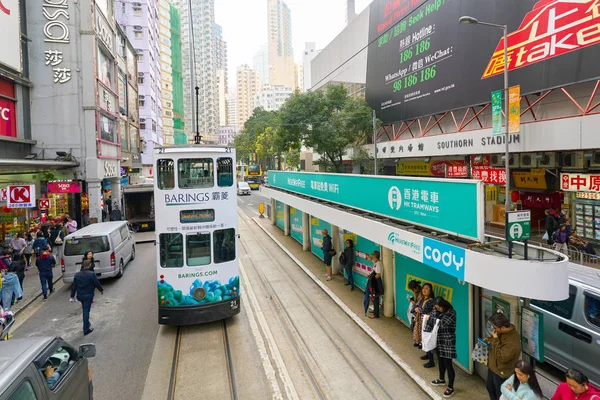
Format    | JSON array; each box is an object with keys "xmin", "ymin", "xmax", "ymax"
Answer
[
  {"xmin": 267, "ymin": 0, "xmax": 295, "ymax": 89},
  {"xmin": 217, "ymin": 125, "xmax": 237, "ymax": 146},
  {"xmin": 117, "ymin": 0, "xmax": 163, "ymax": 170},
  {"xmin": 227, "ymin": 92, "xmax": 238, "ymax": 129},
  {"xmin": 254, "ymin": 85, "xmax": 293, "ymax": 111},
  {"xmin": 158, "ymin": 0, "xmax": 174, "ymax": 145},
  {"xmin": 236, "ymin": 65, "xmax": 260, "ymax": 131},
  {"xmin": 217, "ymin": 69, "xmax": 228, "ymax": 126},
  {"xmin": 252, "ymin": 44, "xmax": 269, "ymax": 88},
  {"xmin": 170, "ymin": 3, "xmax": 186, "ymax": 145},
  {"xmin": 302, "ymin": 42, "xmax": 320, "ymax": 92}
]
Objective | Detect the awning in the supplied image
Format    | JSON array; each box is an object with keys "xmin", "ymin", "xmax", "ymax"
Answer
[{"xmin": 0, "ymin": 158, "xmax": 79, "ymax": 175}]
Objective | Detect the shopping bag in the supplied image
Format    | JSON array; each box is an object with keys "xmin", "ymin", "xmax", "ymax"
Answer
[
  {"xmin": 471, "ymin": 338, "xmax": 491, "ymax": 365},
  {"xmin": 421, "ymin": 318, "xmax": 439, "ymax": 353},
  {"xmin": 542, "ymin": 232, "xmax": 549, "ymax": 241},
  {"xmin": 407, "ymin": 303, "xmax": 414, "ymax": 324}
]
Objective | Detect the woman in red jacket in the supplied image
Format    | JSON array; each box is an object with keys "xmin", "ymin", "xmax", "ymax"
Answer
[{"xmin": 552, "ymin": 369, "xmax": 600, "ymax": 400}]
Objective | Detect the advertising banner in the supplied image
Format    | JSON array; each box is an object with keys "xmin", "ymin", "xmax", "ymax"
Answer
[
  {"xmin": 290, "ymin": 207, "xmax": 304, "ymax": 244},
  {"xmin": 472, "ymin": 167, "xmax": 507, "ymax": 185},
  {"xmin": 0, "ymin": 0, "xmax": 21, "ymax": 72},
  {"xmin": 491, "ymin": 90, "xmax": 503, "ymax": 135},
  {"xmin": 342, "ymin": 231, "xmax": 380, "ymax": 291},
  {"xmin": 47, "ymin": 181, "xmax": 82, "ymax": 193},
  {"xmin": 395, "ymin": 252, "xmax": 471, "ymax": 369},
  {"xmin": 366, "ymin": 0, "xmax": 600, "ymax": 124},
  {"xmin": 310, "ymin": 217, "xmax": 331, "ymax": 260},
  {"xmin": 269, "ymin": 171, "xmax": 484, "ymax": 241},
  {"xmin": 509, "ymin": 85, "xmax": 521, "ymax": 133},
  {"xmin": 561, "ymin": 173, "xmax": 600, "ymax": 192},
  {"xmin": 0, "ymin": 79, "xmax": 16, "ymax": 138},
  {"xmin": 396, "ymin": 160, "xmax": 466, "ymax": 177},
  {"xmin": 275, "ymin": 200, "xmax": 285, "ymax": 231}
]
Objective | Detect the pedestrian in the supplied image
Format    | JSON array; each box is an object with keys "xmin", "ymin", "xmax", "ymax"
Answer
[
  {"xmin": 545, "ymin": 209, "xmax": 559, "ymax": 245},
  {"xmin": 1, "ymin": 260, "xmax": 23, "ymax": 310},
  {"xmin": 428, "ymin": 296, "xmax": 457, "ymax": 398},
  {"xmin": 551, "ymin": 368, "xmax": 600, "ymax": 400},
  {"xmin": 341, "ymin": 239, "xmax": 355, "ymax": 290},
  {"xmin": 416, "ymin": 282, "xmax": 436, "ymax": 366},
  {"xmin": 40, "ymin": 224, "xmax": 50, "ymax": 240},
  {"xmin": 553, "ymin": 224, "xmax": 569, "ymax": 255},
  {"xmin": 70, "ymin": 259, "xmax": 104, "ymax": 335},
  {"xmin": 486, "ymin": 312, "xmax": 522, "ymax": 400},
  {"xmin": 35, "ymin": 246, "xmax": 56, "ymax": 301},
  {"xmin": 110, "ymin": 205, "xmax": 122, "ymax": 221},
  {"xmin": 32, "ymin": 232, "xmax": 49, "ymax": 257},
  {"xmin": 569, "ymin": 232, "xmax": 597, "ymax": 256},
  {"xmin": 9, "ymin": 257, "xmax": 26, "ymax": 295},
  {"xmin": 50, "ymin": 223, "xmax": 65, "ymax": 265},
  {"xmin": 368, "ymin": 250, "xmax": 384, "ymax": 319},
  {"xmin": 321, "ymin": 229, "xmax": 333, "ymax": 281},
  {"xmin": 501, "ymin": 360, "xmax": 543, "ymax": 400},
  {"xmin": 81, "ymin": 250, "xmax": 96, "ymax": 271},
  {"xmin": 10, "ymin": 232, "xmax": 26, "ymax": 257},
  {"xmin": 66, "ymin": 217, "xmax": 78, "ymax": 234},
  {"xmin": 408, "ymin": 280, "xmax": 423, "ymax": 346},
  {"xmin": 22, "ymin": 232, "xmax": 34, "ymax": 269}
]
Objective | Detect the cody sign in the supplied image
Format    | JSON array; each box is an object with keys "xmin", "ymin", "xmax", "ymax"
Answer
[{"xmin": 269, "ymin": 171, "xmax": 484, "ymax": 241}]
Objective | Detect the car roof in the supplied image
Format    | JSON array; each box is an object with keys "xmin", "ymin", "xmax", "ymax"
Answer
[
  {"xmin": 239, "ymin": 181, "xmax": 250, "ymax": 186},
  {"xmin": 568, "ymin": 263, "xmax": 600, "ymax": 290},
  {"xmin": 65, "ymin": 221, "xmax": 128, "ymax": 239},
  {"xmin": 0, "ymin": 337, "xmax": 55, "ymax": 391}
]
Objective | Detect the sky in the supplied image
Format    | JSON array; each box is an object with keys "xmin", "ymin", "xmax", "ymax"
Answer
[{"xmin": 215, "ymin": 0, "xmax": 372, "ymax": 86}]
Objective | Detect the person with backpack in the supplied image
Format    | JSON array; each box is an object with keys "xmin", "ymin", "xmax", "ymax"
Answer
[
  {"xmin": 32, "ymin": 232, "xmax": 49, "ymax": 258},
  {"xmin": 36, "ymin": 246, "xmax": 56, "ymax": 301},
  {"xmin": 22, "ymin": 232, "xmax": 34, "ymax": 269},
  {"xmin": 553, "ymin": 224, "xmax": 569, "ymax": 255}
]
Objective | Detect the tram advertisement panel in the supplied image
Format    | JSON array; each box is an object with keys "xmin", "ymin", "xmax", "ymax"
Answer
[{"xmin": 366, "ymin": 0, "xmax": 600, "ymax": 124}]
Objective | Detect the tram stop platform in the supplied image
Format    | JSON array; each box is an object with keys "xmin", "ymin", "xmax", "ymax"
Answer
[{"xmin": 253, "ymin": 216, "xmax": 488, "ymax": 400}]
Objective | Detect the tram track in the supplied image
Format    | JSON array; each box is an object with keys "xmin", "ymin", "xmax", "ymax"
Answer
[
  {"xmin": 167, "ymin": 320, "xmax": 238, "ymax": 400},
  {"xmin": 237, "ymin": 210, "xmax": 395, "ymax": 400}
]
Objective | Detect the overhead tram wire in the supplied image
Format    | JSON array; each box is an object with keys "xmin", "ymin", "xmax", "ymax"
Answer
[{"xmin": 309, "ymin": 2, "xmax": 429, "ymax": 92}]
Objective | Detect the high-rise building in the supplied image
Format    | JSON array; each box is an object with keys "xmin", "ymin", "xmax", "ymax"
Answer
[
  {"xmin": 297, "ymin": 64, "xmax": 304, "ymax": 93},
  {"xmin": 217, "ymin": 69, "xmax": 228, "ymax": 126},
  {"xmin": 170, "ymin": 3, "xmax": 187, "ymax": 144},
  {"xmin": 254, "ymin": 85, "xmax": 293, "ymax": 111},
  {"xmin": 215, "ymin": 24, "xmax": 228, "ymax": 127},
  {"xmin": 215, "ymin": 24, "xmax": 227, "ymax": 80},
  {"xmin": 117, "ymin": 0, "xmax": 163, "ymax": 166},
  {"xmin": 252, "ymin": 44, "xmax": 269, "ymax": 88},
  {"xmin": 346, "ymin": 0, "xmax": 356, "ymax": 26},
  {"xmin": 302, "ymin": 42, "xmax": 320, "ymax": 92},
  {"xmin": 227, "ymin": 92, "xmax": 238, "ymax": 129},
  {"xmin": 236, "ymin": 65, "xmax": 260, "ymax": 132},
  {"xmin": 173, "ymin": 0, "xmax": 218, "ymax": 143},
  {"xmin": 267, "ymin": 0, "xmax": 295, "ymax": 89},
  {"xmin": 159, "ymin": 0, "xmax": 174, "ymax": 145}
]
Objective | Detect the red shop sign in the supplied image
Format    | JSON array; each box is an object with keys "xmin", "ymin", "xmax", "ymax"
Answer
[
  {"xmin": 48, "ymin": 181, "xmax": 82, "ymax": 193},
  {"xmin": 0, "ymin": 79, "xmax": 16, "ymax": 138},
  {"xmin": 472, "ymin": 167, "xmax": 507, "ymax": 185}
]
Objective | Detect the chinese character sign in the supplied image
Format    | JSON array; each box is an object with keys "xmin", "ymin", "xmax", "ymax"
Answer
[
  {"xmin": 561, "ymin": 173, "xmax": 600, "ymax": 192},
  {"xmin": 508, "ymin": 85, "xmax": 520, "ymax": 134},
  {"xmin": 472, "ymin": 167, "xmax": 506, "ymax": 185},
  {"xmin": 491, "ymin": 90, "xmax": 503, "ymax": 135},
  {"xmin": 42, "ymin": 2, "xmax": 72, "ymax": 84}
]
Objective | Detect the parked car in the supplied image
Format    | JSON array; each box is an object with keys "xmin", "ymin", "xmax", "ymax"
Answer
[
  {"xmin": 0, "ymin": 337, "xmax": 96, "ymax": 399},
  {"xmin": 237, "ymin": 181, "xmax": 251, "ymax": 196},
  {"xmin": 528, "ymin": 263, "xmax": 600, "ymax": 385},
  {"xmin": 62, "ymin": 221, "xmax": 136, "ymax": 283}
]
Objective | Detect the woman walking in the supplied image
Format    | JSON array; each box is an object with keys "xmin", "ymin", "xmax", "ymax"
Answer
[
  {"xmin": 428, "ymin": 297, "xmax": 457, "ymax": 398},
  {"xmin": 415, "ymin": 283, "xmax": 436, "ymax": 367},
  {"xmin": 501, "ymin": 360, "xmax": 543, "ymax": 400},
  {"xmin": 341, "ymin": 239, "xmax": 355, "ymax": 290},
  {"xmin": 22, "ymin": 232, "xmax": 34, "ymax": 269}
]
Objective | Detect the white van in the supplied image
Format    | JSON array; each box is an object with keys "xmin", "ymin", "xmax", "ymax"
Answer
[{"xmin": 61, "ymin": 222, "xmax": 135, "ymax": 283}]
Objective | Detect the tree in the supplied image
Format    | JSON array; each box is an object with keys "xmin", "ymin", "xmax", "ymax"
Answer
[
  {"xmin": 351, "ymin": 146, "xmax": 375, "ymax": 175},
  {"xmin": 235, "ymin": 108, "xmax": 280, "ymax": 165},
  {"xmin": 279, "ymin": 84, "xmax": 373, "ymax": 173}
]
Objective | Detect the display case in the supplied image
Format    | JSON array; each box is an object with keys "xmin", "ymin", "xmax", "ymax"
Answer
[{"xmin": 573, "ymin": 200, "xmax": 600, "ymax": 241}]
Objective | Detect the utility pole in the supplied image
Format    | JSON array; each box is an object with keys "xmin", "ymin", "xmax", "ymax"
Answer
[
  {"xmin": 194, "ymin": 86, "xmax": 201, "ymax": 144},
  {"xmin": 373, "ymin": 110, "xmax": 378, "ymax": 175}
]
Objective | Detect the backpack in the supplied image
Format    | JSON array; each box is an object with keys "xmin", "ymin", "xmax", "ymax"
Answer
[{"xmin": 34, "ymin": 238, "xmax": 48, "ymax": 255}]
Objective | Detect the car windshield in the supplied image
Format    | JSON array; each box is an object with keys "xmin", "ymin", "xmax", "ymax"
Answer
[
  {"xmin": 239, "ymin": 182, "xmax": 250, "ymax": 188},
  {"xmin": 64, "ymin": 236, "xmax": 110, "ymax": 256}
]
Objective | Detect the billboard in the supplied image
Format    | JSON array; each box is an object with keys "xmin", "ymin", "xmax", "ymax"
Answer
[
  {"xmin": 0, "ymin": 0, "xmax": 21, "ymax": 72},
  {"xmin": 366, "ymin": 0, "xmax": 600, "ymax": 124}
]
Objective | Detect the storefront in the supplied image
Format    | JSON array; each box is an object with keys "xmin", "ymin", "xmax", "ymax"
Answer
[
  {"xmin": 561, "ymin": 173, "xmax": 600, "ymax": 242},
  {"xmin": 395, "ymin": 159, "xmax": 468, "ymax": 178},
  {"xmin": 45, "ymin": 181, "xmax": 84, "ymax": 223}
]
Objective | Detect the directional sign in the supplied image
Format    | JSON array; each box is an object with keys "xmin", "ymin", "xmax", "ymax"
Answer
[
  {"xmin": 38, "ymin": 199, "xmax": 51, "ymax": 210},
  {"xmin": 507, "ymin": 210, "xmax": 531, "ymax": 242},
  {"xmin": 8, "ymin": 185, "xmax": 36, "ymax": 208}
]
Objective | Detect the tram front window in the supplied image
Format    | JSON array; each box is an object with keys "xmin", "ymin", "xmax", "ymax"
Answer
[
  {"xmin": 157, "ymin": 159, "xmax": 175, "ymax": 190},
  {"xmin": 186, "ymin": 233, "xmax": 211, "ymax": 266},
  {"xmin": 159, "ymin": 233, "xmax": 183, "ymax": 268},
  {"xmin": 178, "ymin": 158, "xmax": 214, "ymax": 188},
  {"xmin": 217, "ymin": 157, "xmax": 233, "ymax": 187},
  {"xmin": 214, "ymin": 228, "xmax": 236, "ymax": 263}
]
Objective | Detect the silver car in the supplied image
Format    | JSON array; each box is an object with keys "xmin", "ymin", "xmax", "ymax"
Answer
[
  {"xmin": 237, "ymin": 181, "xmax": 251, "ymax": 195},
  {"xmin": 0, "ymin": 337, "xmax": 96, "ymax": 399}
]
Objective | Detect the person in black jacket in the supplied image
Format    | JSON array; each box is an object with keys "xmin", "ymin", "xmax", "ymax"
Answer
[
  {"xmin": 341, "ymin": 239, "xmax": 355, "ymax": 291},
  {"xmin": 427, "ymin": 297, "xmax": 457, "ymax": 398},
  {"xmin": 368, "ymin": 250, "xmax": 384, "ymax": 319},
  {"xmin": 71, "ymin": 260, "xmax": 104, "ymax": 335},
  {"xmin": 81, "ymin": 251, "xmax": 96, "ymax": 271},
  {"xmin": 9, "ymin": 256, "xmax": 26, "ymax": 295},
  {"xmin": 35, "ymin": 247, "xmax": 56, "ymax": 300},
  {"xmin": 321, "ymin": 229, "xmax": 333, "ymax": 281}
]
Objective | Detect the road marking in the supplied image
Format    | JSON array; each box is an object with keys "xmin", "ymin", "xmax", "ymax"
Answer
[{"xmin": 240, "ymin": 261, "xmax": 299, "ymax": 400}]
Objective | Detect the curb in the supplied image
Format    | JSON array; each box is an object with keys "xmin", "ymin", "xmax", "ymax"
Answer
[
  {"xmin": 14, "ymin": 273, "xmax": 64, "ymax": 318},
  {"xmin": 252, "ymin": 217, "xmax": 442, "ymax": 400}
]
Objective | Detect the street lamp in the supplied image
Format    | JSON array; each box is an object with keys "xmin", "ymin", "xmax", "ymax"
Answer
[{"xmin": 460, "ymin": 16, "xmax": 511, "ymax": 218}]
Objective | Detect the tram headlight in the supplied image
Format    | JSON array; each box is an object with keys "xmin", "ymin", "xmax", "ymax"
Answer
[{"xmin": 192, "ymin": 287, "xmax": 207, "ymax": 301}]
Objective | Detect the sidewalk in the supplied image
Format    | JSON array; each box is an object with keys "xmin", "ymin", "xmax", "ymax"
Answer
[
  {"xmin": 11, "ymin": 265, "xmax": 63, "ymax": 316},
  {"xmin": 253, "ymin": 217, "xmax": 488, "ymax": 400}
]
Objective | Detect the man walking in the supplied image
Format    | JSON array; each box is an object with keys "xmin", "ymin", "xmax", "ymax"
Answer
[
  {"xmin": 71, "ymin": 260, "xmax": 104, "ymax": 335},
  {"xmin": 321, "ymin": 229, "xmax": 333, "ymax": 281},
  {"xmin": 35, "ymin": 246, "xmax": 56, "ymax": 301}
]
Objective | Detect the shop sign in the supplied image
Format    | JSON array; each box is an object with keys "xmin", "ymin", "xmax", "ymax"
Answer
[
  {"xmin": 513, "ymin": 171, "xmax": 547, "ymax": 190},
  {"xmin": 561, "ymin": 173, "xmax": 600, "ymax": 192},
  {"xmin": 471, "ymin": 167, "xmax": 506, "ymax": 185},
  {"xmin": 8, "ymin": 185, "xmax": 36, "ymax": 208},
  {"xmin": 0, "ymin": 79, "xmax": 17, "ymax": 138},
  {"xmin": 270, "ymin": 171, "xmax": 484, "ymax": 241},
  {"xmin": 576, "ymin": 192, "xmax": 600, "ymax": 200},
  {"xmin": 447, "ymin": 164, "xmax": 468, "ymax": 178},
  {"xmin": 104, "ymin": 160, "xmax": 119, "ymax": 178},
  {"xmin": 396, "ymin": 160, "xmax": 466, "ymax": 177},
  {"xmin": 38, "ymin": 199, "xmax": 51, "ymax": 210},
  {"xmin": 94, "ymin": 6, "xmax": 113, "ymax": 50},
  {"xmin": 43, "ymin": 0, "xmax": 72, "ymax": 84},
  {"xmin": 0, "ymin": 187, "xmax": 6, "ymax": 201},
  {"xmin": 98, "ymin": 84, "xmax": 117, "ymax": 114},
  {"xmin": 48, "ymin": 181, "xmax": 82, "ymax": 193},
  {"xmin": 0, "ymin": 0, "xmax": 21, "ymax": 72},
  {"xmin": 508, "ymin": 85, "xmax": 521, "ymax": 134}
]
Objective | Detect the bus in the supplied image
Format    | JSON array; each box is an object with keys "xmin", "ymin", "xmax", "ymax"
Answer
[
  {"xmin": 236, "ymin": 164, "xmax": 262, "ymax": 190},
  {"xmin": 154, "ymin": 145, "xmax": 240, "ymax": 325}
]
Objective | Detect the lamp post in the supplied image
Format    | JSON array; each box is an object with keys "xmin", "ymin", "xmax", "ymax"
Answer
[
  {"xmin": 460, "ymin": 16, "xmax": 511, "ymax": 224},
  {"xmin": 194, "ymin": 86, "xmax": 202, "ymax": 145}
]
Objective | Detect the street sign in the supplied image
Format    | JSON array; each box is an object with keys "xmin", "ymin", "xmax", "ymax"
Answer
[
  {"xmin": 8, "ymin": 185, "xmax": 36, "ymax": 208},
  {"xmin": 507, "ymin": 210, "xmax": 531, "ymax": 241},
  {"xmin": 38, "ymin": 199, "xmax": 51, "ymax": 210}
]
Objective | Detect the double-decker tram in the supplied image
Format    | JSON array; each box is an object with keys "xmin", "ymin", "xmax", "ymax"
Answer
[{"xmin": 154, "ymin": 145, "xmax": 240, "ymax": 325}]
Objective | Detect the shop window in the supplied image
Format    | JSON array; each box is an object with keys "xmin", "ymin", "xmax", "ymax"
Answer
[
  {"xmin": 214, "ymin": 228, "xmax": 236, "ymax": 263},
  {"xmin": 186, "ymin": 233, "xmax": 211, "ymax": 266},
  {"xmin": 99, "ymin": 114, "xmax": 116, "ymax": 143},
  {"xmin": 157, "ymin": 159, "xmax": 175, "ymax": 190},
  {"xmin": 97, "ymin": 48, "xmax": 114, "ymax": 89},
  {"xmin": 8, "ymin": 380, "xmax": 37, "ymax": 400},
  {"xmin": 159, "ymin": 233, "xmax": 183, "ymax": 268},
  {"xmin": 584, "ymin": 291, "xmax": 600, "ymax": 328},
  {"xmin": 178, "ymin": 158, "xmax": 213, "ymax": 189},
  {"xmin": 531, "ymin": 284, "xmax": 577, "ymax": 320},
  {"xmin": 217, "ymin": 158, "xmax": 233, "ymax": 187}
]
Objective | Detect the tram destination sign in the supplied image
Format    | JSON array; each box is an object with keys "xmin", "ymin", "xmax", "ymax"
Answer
[
  {"xmin": 268, "ymin": 171, "xmax": 484, "ymax": 242},
  {"xmin": 366, "ymin": 0, "xmax": 600, "ymax": 124}
]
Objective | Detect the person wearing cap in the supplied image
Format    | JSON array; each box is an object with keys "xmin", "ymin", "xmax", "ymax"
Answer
[
  {"xmin": 35, "ymin": 246, "xmax": 56, "ymax": 301},
  {"xmin": 71, "ymin": 260, "xmax": 104, "ymax": 335}
]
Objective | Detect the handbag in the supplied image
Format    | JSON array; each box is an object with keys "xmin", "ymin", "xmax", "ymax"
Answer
[
  {"xmin": 54, "ymin": 236, "xmax": 63, "ymax": 245},
  {"xmin": 542, "ymin": 231, "xmax": 549, "ymax": 241},
  {"xmin": 339, "ymin": 252, "xmax": 346, "ymax": 265},
  {"xmin": 329, "ymin": 249, "xmax": 337, "ymax": 257},
  {"xmin": 471, "ymin": 338, "xmax": 491, "ymax": 365},
  {"xmin": 407, "ymin": 303, "xmax": 414, "ymax": 325},
  {"xmin": 421, "ymin": 317, "xmax": 439, "ymax": 353}
]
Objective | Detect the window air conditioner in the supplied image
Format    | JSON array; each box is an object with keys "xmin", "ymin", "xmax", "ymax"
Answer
[
  {"xmin": 560, "ymin": 152, "xmax": 585, "ymax": 169},
  {"xmin": 491, "ymin": 154, "xmax": 518, "ymax": 167},
  {"xmin": 588, "ymin": 152, "xmax": 600, "ymax": 169},
  {"xmin": 536, "ymin": 153, "xmax": 556, "ymax": 168},
  {"xmin": 519, "ymin": 153, "xmax": 538, "ymax": 168}
]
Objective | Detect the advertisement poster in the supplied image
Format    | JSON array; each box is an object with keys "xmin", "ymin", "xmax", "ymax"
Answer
[
  {"xmin": 508, "ymin": 85, "xmax": 521, "ymax": 133},
  {"xmin": 492, "ymin": 296, "xmax": 511, "ymax": 322},
  {"xmin": 275, "ymin": 200, "xmax": 285, "ymax": 231},
  {"xmin": 491, "ymin": 90, "xmax": 503, "ymax": 135},
  {"xmin": 342, "ymin": 231, "xmax": 380, "ymax": 291},
  {"xmin": 310, "ymin": 217, "xmax": 332, "ymax": 261},
  {"xmin": 366, "ymin": 0, "xmax": 600, "ymax": 124},
  {"xmin": 290, "ymin": 207, "xmax": 304, "ymax": 244},
  {"xmin": 521, "ymin": 307, "xmax": 545, "ymax": 362}
]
